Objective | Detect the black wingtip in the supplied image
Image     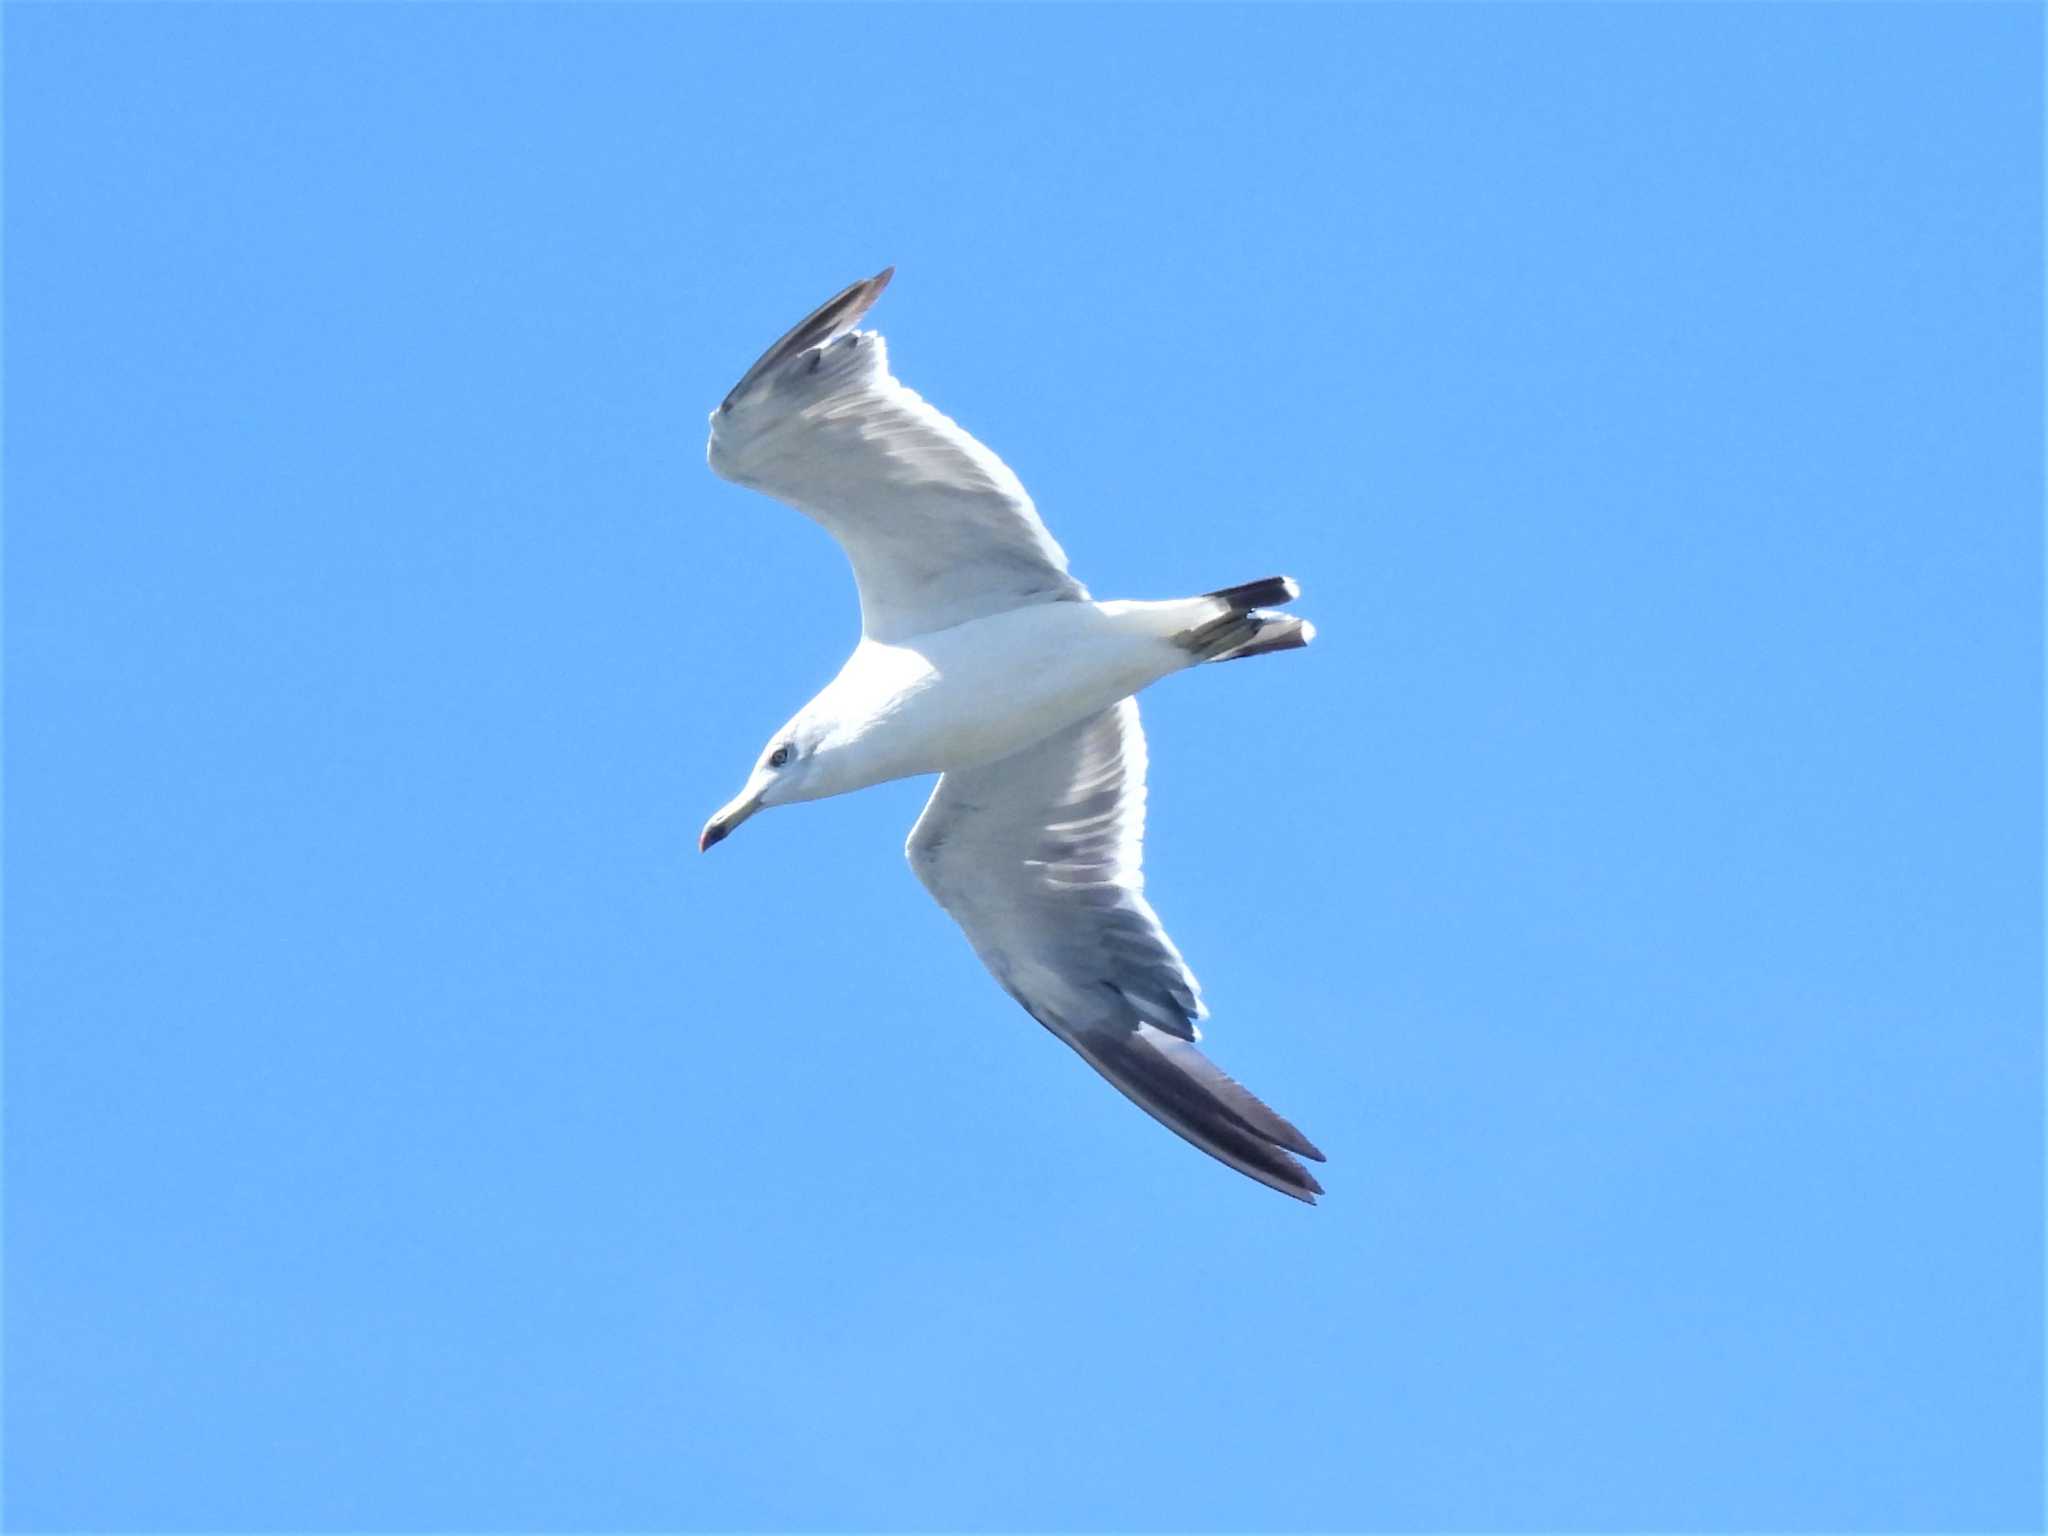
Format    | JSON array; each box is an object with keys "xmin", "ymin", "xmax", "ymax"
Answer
[
  {"xmin": 719, "ymin": 267, "xmax": 898, "ymax": 412},
  {"xmin": 1205, "ymin": 575, "xmax": 1300, "ymax": 610},
  {"xmin": 1062, "ymin": 1025, "xmax": 1328, "ymax": 1205}
]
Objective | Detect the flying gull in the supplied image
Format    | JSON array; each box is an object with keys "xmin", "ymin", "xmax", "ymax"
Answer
[{"xmin": 699, "ymin": 269, "xmax": 1327, "ymax": 1202}]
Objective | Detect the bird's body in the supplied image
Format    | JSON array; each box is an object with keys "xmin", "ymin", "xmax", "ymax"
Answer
[
  {"xmin": 699, "ymin": 269, "xmax": 1328, "ymax": 1202},
  {"xmin": 771, "ymin": 598, "xmax": 1230, "ymax": 800}
]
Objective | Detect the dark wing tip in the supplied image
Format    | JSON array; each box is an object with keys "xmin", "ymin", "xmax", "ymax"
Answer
[
  {"xmin": 1250, "ymin": 1149, "xmax": 1325, "ymax": 1205},
  {"xmin": 719, "ymin": 266, "xmax": 898, "ymax": 412},
  {"xmin": 1066, "ymin": 1025, "xmax": 1329, "ymax": 1205}
]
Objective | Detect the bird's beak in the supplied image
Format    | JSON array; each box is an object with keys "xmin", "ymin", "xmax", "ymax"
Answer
[{"xmin": 698, "ymin": 787, "xmax": 765, "ymax": 852}]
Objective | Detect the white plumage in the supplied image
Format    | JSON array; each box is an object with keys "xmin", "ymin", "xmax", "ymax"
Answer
[
  {"xmin": 700, "ymin": 269, "xmax": 1325, "ymax": 1202},
  {"xmin": 708, "ymin": 279, "xmax": 1081, "ymax": 642}
]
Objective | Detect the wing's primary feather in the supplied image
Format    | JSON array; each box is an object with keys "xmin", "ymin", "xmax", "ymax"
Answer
[
  {"xmin": 907, "ymin": 699, "xmax": 1326, "ymax": 1202},
  {"xmin": 708, "ymin": 270, "xmax": 1086, "ymax": 642}
]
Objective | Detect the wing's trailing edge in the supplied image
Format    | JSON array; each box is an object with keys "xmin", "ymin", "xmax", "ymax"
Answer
[{"xmin": 908, "ymin": 701, "xmax": 1325, "ymax": 1203}]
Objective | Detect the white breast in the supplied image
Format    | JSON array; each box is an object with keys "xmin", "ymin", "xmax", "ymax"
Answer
[{"xmin": 816, "ymin": 601, "xmax": 1195, "ymax": 792}]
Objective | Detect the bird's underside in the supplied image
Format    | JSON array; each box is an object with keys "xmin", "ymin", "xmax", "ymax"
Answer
[
  {"xmin": 704, "ymin": 268, "xmax": 1326, "ymax": 1203},
  {"xmin": 906, "ymin": 699, "xmax": 1325, "ymax": 1201}
]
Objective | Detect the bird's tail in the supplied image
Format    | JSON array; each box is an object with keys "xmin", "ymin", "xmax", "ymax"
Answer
[{"xmin": 1172, "ymin": 576, "xmax": 1315, "ymax": 663}]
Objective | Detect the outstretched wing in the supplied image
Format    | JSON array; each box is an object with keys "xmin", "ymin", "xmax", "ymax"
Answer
[
  {"xmin": 707, "ymin": 270, "xmax": 1087, "ymax": 642},
  {"xmin": 906, "ymin": 699, "xmax": 1326, "ymax": 1202}
]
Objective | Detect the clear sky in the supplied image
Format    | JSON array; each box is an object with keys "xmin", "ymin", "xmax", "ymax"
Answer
[{"xmin": 5, "ymin": 5, "xmax": 2042, "ymax": 1532}]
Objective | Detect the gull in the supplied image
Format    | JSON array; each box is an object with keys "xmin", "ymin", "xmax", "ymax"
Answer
[{"xmin": 699, "ymin": 269, "xmax": 1327, "ymax": 1202}]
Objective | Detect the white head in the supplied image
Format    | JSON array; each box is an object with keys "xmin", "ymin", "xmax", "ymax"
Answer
[{"xmin": 698, "ymin": 713, "xmax": 829, "ymax": 851}]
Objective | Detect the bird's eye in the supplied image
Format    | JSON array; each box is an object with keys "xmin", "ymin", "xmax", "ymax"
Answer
[{"xmin": 768, "ymin": 745, "xmax": 792, "ymax": 769}]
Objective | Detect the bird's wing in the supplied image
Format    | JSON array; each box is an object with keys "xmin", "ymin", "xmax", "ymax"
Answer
[
  {"xmin": 907, "ymin": 698, "xmax": 1325, "ymax": 1202},
  {"xmin": 706, "ymin": 270, "xmax": 1088, "ymax": 643}
]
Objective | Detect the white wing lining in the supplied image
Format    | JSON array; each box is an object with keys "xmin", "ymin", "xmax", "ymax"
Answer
[
  {"xmin": 707, "ymin": 270, "xmax": 1086, "ymax": 642},
  {"xmin": 907, "ymin": 700, "xmax": 1326, "ymax": 1202}
]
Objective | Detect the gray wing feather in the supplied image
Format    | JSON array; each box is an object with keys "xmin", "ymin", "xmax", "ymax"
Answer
[
  {"xmin": 718, "ymin": 268, "xmax": 895, "ymax": 412},
  {"xmin": 707, "ymin": 271, "xmax": 1087, "ymax": 642},
  {"xmin": 907, "ymin": 700, "xmax": 1326, "ymax": 1202}
]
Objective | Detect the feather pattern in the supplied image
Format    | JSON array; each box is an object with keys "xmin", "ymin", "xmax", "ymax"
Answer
[
  {"xmin": 708, "ymin": 269, "xmax": 1086, "ymax": 642},
  {"xmin": 907, "ymin": 699, "xmax": 1326, "ymax": 1202},
  {"xmin": 704, "ymin": 273, "xmax": 1325, "ymax": 1202}
]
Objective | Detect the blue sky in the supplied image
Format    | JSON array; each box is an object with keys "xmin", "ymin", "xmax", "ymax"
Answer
[{"xmin": 5, "ymin": 5, "xmax": 2041, "ymax": 1531}]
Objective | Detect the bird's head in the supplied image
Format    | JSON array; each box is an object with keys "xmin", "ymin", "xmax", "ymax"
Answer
[{"xmin": 699, "ymin": 718, "xmax": 823, "ymax": 851}]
